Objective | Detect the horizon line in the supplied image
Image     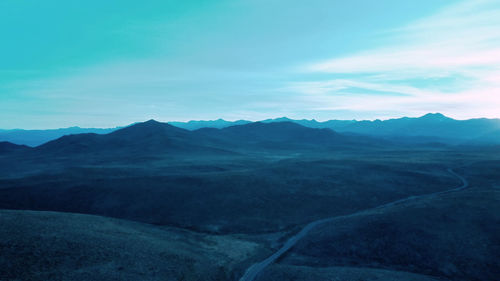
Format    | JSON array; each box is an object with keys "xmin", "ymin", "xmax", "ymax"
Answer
[{"xmin": 2, "ymin": 112, "xmax": 500, "ymax": 131}]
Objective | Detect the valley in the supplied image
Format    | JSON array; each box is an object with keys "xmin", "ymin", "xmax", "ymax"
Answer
[{"xmin": 1, "ymin": 120, "xmax": 499, "ymax": 280}]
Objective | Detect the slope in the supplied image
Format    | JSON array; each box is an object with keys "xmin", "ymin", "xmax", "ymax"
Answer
[
  {"xmin": 278, "ymin": 186, "xmax": 500, "ymax": 281},
  {"xmin": 35, "ymin": 119, "xmax": 229, "ymax": 156},
  {"xmin": 0, "ymin": 209, "xmax": 265, "ymax": 281}
]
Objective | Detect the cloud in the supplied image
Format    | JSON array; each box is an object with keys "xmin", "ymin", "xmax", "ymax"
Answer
[
  {"xmin": 3, "ymin": 0, "xmax": 499, "ymax": 128},
  {"xmin": 294, "ymin": 0, "xmax": 500, "ymax": 119}
]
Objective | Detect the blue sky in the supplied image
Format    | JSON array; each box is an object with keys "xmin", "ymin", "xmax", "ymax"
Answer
[{"xmin": 1, "ymin": 0, "xmax": 499, "ymax": 128}]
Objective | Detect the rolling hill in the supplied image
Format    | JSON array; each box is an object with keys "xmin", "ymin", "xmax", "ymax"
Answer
[
  {"xmin": 0, "ymin": 127, "xmax": 117, "ymax": 147},
  {"xmin": 165, "ymin": 114, "xmax": 500, "ymax": 145},
  {"xmin": 0, "ymin": 209, "xmax": 266, "ymax": 281},
  {"xmin": 276, "ymin": 185, "xmax": 500, "ymax": 281},
  {"xmin": 2, "ymin": 114, "xmax": 500, "ymax": 147},
  {"xmin": 35, "ymin": 119, "xmax": 229, "ymax": 156},
  {"xmin": 169, "ymin": 118, "xmax": 251, "ymax": 130},
  {"xmin": 9, "ymin": 120, "xmax": 370, "ymax": 159},
  {"xmin": 194, "ymin": 121, "xmax": 352, "ymax": 150},
  {"xmin": 259, "ymin": 114, "xmax": 500, "ymax": 144},
  {"xmin": 0, "ymin": 141, "xmax": 30, "ymax": 154},
  {"xmin": 331, "ymin": 113, "xmax": 500, "ymax": 143}
]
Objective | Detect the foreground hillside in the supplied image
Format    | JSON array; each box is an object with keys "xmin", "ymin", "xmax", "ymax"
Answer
[
  {"xmin": 0, "ymin": 210, "xmax": 267, "ymax": 281},
  {"xmin": 270, "ymin": 184, "xmax": 500, "ymax": 281}
]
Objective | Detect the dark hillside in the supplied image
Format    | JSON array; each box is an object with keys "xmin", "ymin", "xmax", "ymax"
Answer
[
  {"xmin": 35, "ymin": 120, "xmax": 229, "ymax": 156},
  {"xmin": 0, "ymin": 209, "xmax": 264, "ymax": 281},
  {"xmin": 0, "ymin": 141, "xmax": 30, "ymax": 154},
  {"xmin": 283, "ymin": 187, "xmax": 500, "ymax": 281}
]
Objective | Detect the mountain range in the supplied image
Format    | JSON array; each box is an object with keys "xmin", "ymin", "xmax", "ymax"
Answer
[
  {"xmin": 1, "ymin": 120, "xmax": 363, "ymax": 160},
  {"xmin": 0, "ymin": 127, "xmax": 117, "ymax": 147},
  {"xmin": 1, "ymin": 113, "xmax": 499, "ymax": 147}
]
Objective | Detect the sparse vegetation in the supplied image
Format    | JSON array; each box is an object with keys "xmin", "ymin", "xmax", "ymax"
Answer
[
  {"xmin": 0, "ymin": 210, "xmax": 268, "ymax": 281},
  {"xmin": 0, "ymin": 121, "xmax": 499, "ymax": 280}
]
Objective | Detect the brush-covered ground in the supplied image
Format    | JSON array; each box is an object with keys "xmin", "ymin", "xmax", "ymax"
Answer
[
  {"xmin": 1, "ymin": 142, "xmax": 499, "ymax": 280},
  {"xmin": 259, "ymin": 161, "xmax": 500, "ymax": 281},
  {"xmin": 0, "ymin": 148, "xmax": 464, "ymax": 234},
  {"xmin": 0, "ymin": 209, "xmax": 269, "ymax": 281}
]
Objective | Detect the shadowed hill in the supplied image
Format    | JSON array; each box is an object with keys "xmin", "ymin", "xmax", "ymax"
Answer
[
  {"xmin": 168, "ymin": 114, "xmax": 500, "ymax": 145},
  {"xmin": 0, "ymin": 120, "xmax": 387, "ymax": 177},
  {"xmin": 29, "ymin": 120, "xmax": 372, "ymax": 158},
  {"xmin": 3, "ymin": 114, "xmax": 500, "ymax": 146},
  {"xmin": 0, "ymin": 127, "xmax": 117, "ymax": 147},
  {"xmin": 194, "ymin": 121, "xmax": 356, "ymax": 149},
  {"xmin": 0, "ymin": 141, "xmax": 31, "ymax": 154},
  {"xmin": 280, "ymin": 187, "xmax": 500, "ymax": 281},
  {"xmin": 0, "ymin": 209, "xmax": 265, "ymax": 281},
  {"xmin": 324, "ymin": 113, "xmax": 500, "ymax": 144},
  {"xmin": 169, "ymin": 118, "xmax": 251, "ymax": 130},
  {"xmin": 214, "ymin": 121, "xmax": 341, "ymax": 143},
  {"xmin": 110, "ymin": 119, "xmax": 189, "ymax": 139},
  {"xmin": 173, "ymin": 114, "xmax": 500, "ymax": 145},
  {"xmin": 35, "ymin": 119, "xmax": 229, "ymax": 156}
]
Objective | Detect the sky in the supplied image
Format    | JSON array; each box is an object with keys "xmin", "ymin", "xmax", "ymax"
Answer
[{"xmin": 1, "ymin": 0, "xmax": 500, "ymax": 129}]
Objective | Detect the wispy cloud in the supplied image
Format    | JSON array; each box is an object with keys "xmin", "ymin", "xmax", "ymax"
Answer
[
  {"xmin": 293, "ymin": 0, "xmax": 500, "ymax": 119},
  {"xmin": 3, "ymin": 0, "xmax": 499, "ymax": 128}
]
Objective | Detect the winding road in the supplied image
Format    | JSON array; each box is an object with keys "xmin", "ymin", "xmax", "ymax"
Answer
[{"xmin": 238, "ymin": 168, "xmax": 469, "ymax": 281}]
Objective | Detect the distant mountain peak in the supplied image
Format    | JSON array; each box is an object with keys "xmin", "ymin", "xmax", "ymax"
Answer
[
  {"xmin": 110, "ymin": 119, "xmax": 187, "ymax": 138},
  {"xmin": 261, "ymin": 117, "xmax": 292, "ymax": 123},
  {"xmin": 275, "ymin": 117, "xmax": 292, "ymax": 121},
  {"xmin": 144, "ymin": 119, "xmax": 161, "ymax": 124},
  {"xmin": 420, "ymin": 113, "xmax": 450, "ymax": 120},
  {"xmin": 138, "ymin": 119, "xmax": 178, "ymax": 128},
  {"xmin": 124, "ymin": 119, "xmax": 170, "ymax": 130}
]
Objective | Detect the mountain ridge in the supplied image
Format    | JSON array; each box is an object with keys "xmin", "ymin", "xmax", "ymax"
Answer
[
  {"xmin": 1, "ymin": 113, "xmax": 500, "ymax": 146},
  {"xmin": 28, "ymin": 120, "xmax": 361, "ymax": 158}
]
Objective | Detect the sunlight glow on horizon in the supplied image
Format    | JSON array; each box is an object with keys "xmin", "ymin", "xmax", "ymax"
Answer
[{"xmin": 1, "ymin": 0, "xmax": 499, "ymax": 129}]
